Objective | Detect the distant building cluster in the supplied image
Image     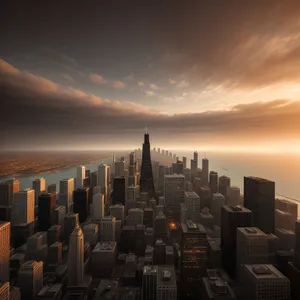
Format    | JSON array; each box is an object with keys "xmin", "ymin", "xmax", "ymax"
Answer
[{"xmin": 0, "ymin": 132, "xmax": 298, "ymax": 299}]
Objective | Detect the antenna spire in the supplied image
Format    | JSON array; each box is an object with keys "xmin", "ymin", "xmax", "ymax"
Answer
[{"xmin": 145, "ymin": 124, "xmax": 148, "ymax": 134}]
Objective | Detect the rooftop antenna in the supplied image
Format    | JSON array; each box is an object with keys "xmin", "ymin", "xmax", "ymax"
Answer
[{"xmin": 145, "ymin": 124, "xmax": 148, "ymax": 134}]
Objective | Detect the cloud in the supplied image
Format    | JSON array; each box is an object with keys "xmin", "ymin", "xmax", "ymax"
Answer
[
  {"xmin": 176, "ymin": 80, "xmax": 189, "ymax": 88},
  {"xmin": 1, "ymin": 58, "xmax": 300, "ymax": 149},
  {"xmin": 145, "ymin": 91, "xmax": 155, "ymax": 97},
  {"xmin": 90, "ymin": 73, "xmax": 107, "ymax": 85},
  {"xmin": 138, "ymin": 81, "xmax": 145, "ymax": 86},
  {"xmin": 61, "ymin": 73, "xmax": 75, "ymax": 83},
  {"xmin": 169, "ymin": 79, "xmax": 176, "ymax": 85},
  {"xmin": 149, "ymin": 83, "xmax": 159, "ymax": 90},
  {"xmin": 113, "ymin": 81, "xmax": 126, "ymax": 89}
]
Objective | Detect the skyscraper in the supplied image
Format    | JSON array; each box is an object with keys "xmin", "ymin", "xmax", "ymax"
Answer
[
  {"xmin": 0, "ymin": 222, "xmax": 10, "ymax": 281},
  {"xmin": 0, "ymin": 179, "xmax": 20, "ymax": 206},
  {"xmin": 76, "ymin": 166, "xmax": 86, "ymax": 189},
  {"xmin": 37, "ymin": 192, "xmax": 56, "ymax": 231},
  {"xmin": 73, "ymin": 188, "xmax": 89, "ymax": 223},
  {"xmin": 244, "ymin": 177, "xmax": 275, "ymax": 234},
  {"xmin": 12, "ymin": 189, "xmax": 35, "ymax": 225},
  {"xmin": 68, "ymin": 222, "xmax": 84, "ymax": 286},
  {"xmin": 140, "ymin": 131, "xmax": 156, "ymax": 200},
  {"xmin": 32, "ymin": 178, "xmax": 46, "ymax": 206},
  {"xmin": 58, "ymin": 178, "xmax": 74, "ymax": 213},
  {"xmin": 98, "ymin": 164, "xmax": 109, "ymax": 202},
  {"xmin": 112, "ymin": 177, "xmax": 126, "ymax": 205},
  {"xmin": 202, "ymin": 158, "xmax": 209, "ymax": 185}
]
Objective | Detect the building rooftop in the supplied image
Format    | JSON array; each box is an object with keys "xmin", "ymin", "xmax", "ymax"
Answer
[
  {"xmin": 223, "ymin": 205, "xmax": 251, "ymax": 213},
  {"xmin": 181, "ymin": 221, "xmax": 206, "ymax": 234},
  {"xmin": 37, "ymin": 284, "xmax": 62, "ymax": 297},
  {"xmin": 93, "ymin": 242, "xmax": 117, "ymax": 252},
  {"xmin": 212, "ymin": 193, "xmax": 225, "ymax": 199},
  {"xmin": 184, "ymin": 191, "xmax": 200, "ymax": 198},
  {"xmin": 245, "ymin": 176, "xmax": 274, "ymax": 183},
  {"xmin": 238, "ymin": 227, "xmax": 266, "ymax": 236},
  {"xmin": 164, "ymin": 174, "xmax": 185, "ymax": 179},
  {"xmin": 143, "ymin": 265, "xmax": 158, "ymax": 274},
  {"xmin": 276, "ymin": 229, "xmax": 295, "ymax": 235},
  {"xmin": 157, "ymin": 266, "xmax": 176, "ymax": 286},
  {"xmin": 244, "ymin": 264, "xmax": 288, "ymax": 280}
]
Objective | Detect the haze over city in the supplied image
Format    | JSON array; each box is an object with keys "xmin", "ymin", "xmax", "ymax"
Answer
[{"xmin": 1, "ymin": 1, "xmax": 300, "ymax": 151}]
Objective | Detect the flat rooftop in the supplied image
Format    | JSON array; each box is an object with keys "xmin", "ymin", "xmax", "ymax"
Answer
[
  {"xmin": 203, "ymin": 277, "xmax": 236, "ymax": 299},
  {"xmin": 184, "ymin": 191, "xmax": 200, "ymax": 198},
  {"xmin": 237, "ymin": 227, "xmax": 266, "ymax": 236},
  {"xmin": 157, "ymin": 265, "xmax": 176, "ymax": 286},
  {"xmin": 181, "ymin": 221, "xmax": 206, "ymax": 234},
  {"xmin": 93, "ymin": 242, "xmax": 117, "ymax": 251},
  {"xmin": 223, "ymin": 205, "xmax": 251, "ymax": 213},
  {"xmin": 245, "ymin": 176, "xmax": 274, "ymax": 183},
  {"xmin": 244, "ymin": 264, "xmax": 287, "ymax": 280}
]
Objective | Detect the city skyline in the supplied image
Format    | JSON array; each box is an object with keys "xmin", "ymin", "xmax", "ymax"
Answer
[{"xmin": 2, "ymin": 1, "xmax": 300, "ymax": 151}]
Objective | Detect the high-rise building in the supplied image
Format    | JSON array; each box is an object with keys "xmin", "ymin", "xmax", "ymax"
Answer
[
  {"xmin": 47, "ymin": 184, "xmax": 56, "ymax": 194},
  {"xmin": 0, "ymin": 179, "xmax": 20, "ymax": 206},
  {"xmin": 193, "ymin": 151, "xmax": 198, "ymax": 166},
  {"xmin": 19, "ymin": 260, "xmax": 43, "ymax": 300},
  {"xmin": 63, "ymin": 213, "xmax": 79, "ymax": 244},
  {"xmin": 110, "ymin": 204, "xmax": 124, "ymax": 225},
  {"xmin": 98, "ymin": 164, "xmax": 109, "ymax": 202},
  {"xmin": 142, "ymin": 265, "xmax": 158, "ymax": 300},
  {"xmin": 227, "ymin": 186, "xmax": 241, "ymax": 207},
  {"xmin": 218, "ymin": 176, "xmax": 230, "ymax": 200},
  {"xmin": 241, "ymin": 264, "xmax": 290, "ymax": 300},
  {"xmin": 236, "ymin": 227, "xmax": 268, "ymax": 276},
  {"xmin": 100, "ymin": 216, "xmax": 116, "ymax": 242},
  {"xmin": 113, "ymin": 177, "xmax": 126, "ymax": 205},
  {"xmin": 209, "ymin": 171, "xmax": 218, "ymax": 194},
  {"xmin": 37, "ymin": 192, "xmax": 56, "ymax": 231},
  {"xmin": 202, "ymin": 158, "xmax": 209, "ymax": 185},
  {"xmin": 114, "ymin": 161, "xmax": 125, "ymax": 177},
  {"xmin": 58, "ymin": 178, "xmax": 75, "ymax": 213},
  {"xmin": 164, "ymin": 174, "xmax": 185, "ymax": 222},
  {"xmin": 181, "ymin": 221, "xmax": 208, "ymax": 299},
  {"xmin": 73, "ymin": 188, "xmax": 89, "ymax": 223},
  {"xmin": 184, "ymin": 191, "xmax": 201, "ymax": 223},
  {"xmin": 76, "ymin": 166, "xmax": 86, "ymax": 189},
  {"xmin": 91, "ymin": 193, "xmax": 104, "ymax": 220},
  {"xmin": 12, "ymin": 189, "xmax": 35, "ymax": 225},
  {"xmin": 68, "ymin": 223, "xmax": 84, "ymax": 286},
  {"xmin": 275, "ymin": 198, "xmax": 298, "ymax": 221},
  {"xmin": 0, "ymin": 281, "xmax": 9, "ymax": 300},
  {"xmin": 182, "ymin": 157, "xmax": 187, "ymax": 169},
  {"xmin": 0, "ymin": 222, "xmax": 10, "ymax": 281},
  {"xmin": 140, "ymin": 131, "xmax": 156, "ymax": 200},
  {"xmin": 32, "ymin": 178, "xmax": 46, "ymax": 206},
  {"xmin": 221, "ymin": 205, "xmax": 252, "ymax": 277},
  {"xmin": 244, "ymin": 177, "xmax": 275, "ymax": 234},
  {"xmin": 210, "ymin": 193, "xmax": 225, "ymax": 226},
  {"xmin": 157, "ymin": 265, "xmax": 177, "ymax": 300}
]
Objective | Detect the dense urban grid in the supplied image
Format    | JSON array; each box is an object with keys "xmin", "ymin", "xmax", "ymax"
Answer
[{"xmin": 0, "ymin": 132, "xmax": 298, "ymax": 300}]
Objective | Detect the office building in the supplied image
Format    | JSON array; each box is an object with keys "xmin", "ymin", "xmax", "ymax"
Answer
[
  {"xmin": 58, "ymin": 178, "xmax": 74, "ymax": 213},
  {"xmin": 12, "ymin": 189, "xmax": 35, "ymax": 225},
  {"xmin": 0, "ymin": 222, "xmax": 10, "ymax": 281},
  {"xmin": 200, "ymin": 207, "xmax": 215, "ymax": 229},
  {"xmin": 53, "ymin": 205, "xmax": 66, "ymax": 226},
  {"xmin": 126, "ymin": 185, "xmax": 137, "ymax": 212},
  {"xmin": 276, "ymin": 229, "xmax": 295, "ymax": 251},
  {"xmin": 209, "ymin": 171, "xmax": 218, "ymax": 194},
  {"xmin": 182, "ymin": 156, "xmax": 187, "ymax": 169},
  {"xmin": 91, "ymin": 242, "xmax": 117, "ymax": 278},
  {"xmin": 236, "ymin": 227, "xmax": 268, "ymax": 275},
  {"xmin": 83, "ymin": 223, "xmax": 99, "ymax": 246},
  {"xmin": 110, "ymin": 204, "xmax": 125, "ymax": 225},
  {"xmin": 193, "ymin": 151, "xmax": 198, "ymax": 166},
  {"xmin": 181, "ymin": 221, "xmax": 208, "ymax": 298},
  {"xmin": 0, "ymin": 179, "xmax": 20, "ymax": 206},
  {"xmin": 119, "ymin": 226, "xmax": 136, "ymax": 253},
  {"xmin": 112, "ymin": 177, "xmax": 126, "ymax": 205},
  {"xmin": 63, "ymin": 213, "xmax": 79, "ymax": 244},
  {"xmin": 142, "ymin": 265, "xmax": 158, "ymax": 300},
  {"xmin": 98, "ymin": 164, "xmax": 109, "ymax": 202},
  {"xmin": 127, "ymin": 208, "xmax": 144, "ymax": 226},
  {"xmin": 140, "ymin": 131, "xmax": 156, "ymax": 200},
  {"xmin": 37, "ymin": 192, "xmax": 56, "ymax": 231},
  {"xmin": 164, "ymin": 174, "xmax": 185, "ymax": 222},
  {"xmin": 202, "ymin": 269, "xmax": 236, "ymax": 299},
  {"xmin": 210, "ymin": 193, "xmax": 225, "ymax": 226},
  {"xmin": 244, "ymin": 177, "xmax": 275, "ymax": 234},
  {"xmin": 32, "ymin": 178, "xmax": 46, "ymax": 206},
  {"xmin": 144, "ymin": 208, "xmax": 154, "ymax": 228},
  {"xmin": 221, "ymin": 205, "xmax": 252, "ymax": 277},
  {"xmin": 0, "ymin": 281, "xmax": 9, "ymax": 300},
  {"xmin": 184, "ymin": 191, "xmax": 201, "ymax": 223},
  {"xmin": 202, "ymin": 158, "xmax": 209, "ymax": 185},
  {"xmin": 199, "ymin": 186, "xmax": 211, "ymax": 210},
  {"xmin": 242, "ymin": 264, "xmax": 290, "ymax": 300},
  {"xmin": 157, "ymin": 265, "xmax": 177, "ymax": 300},
  {"xmin": 76, "ymin": 166, "xmax": 85, "ymax": 189},
  {"xmin": 275, "ymin": 209, "xmax": 294, "ymax": 230},
  {"xmin": 114, "ymin": 160, "xmax": 125, "ymax": 177},
  {"xmin": 100, "ymin": 216, "xmax": 116, "ymax": 242},
  {"xmin": 275, "ymin": 198, "xmax": 298, "ymax": 221},
  {"xmin": 68, "ymin": 222, "xmax": 84, "ymax": 286},
  {"xmin": 19, "ymin": 260, "xmax": 43, "ymax": 300},
  {"xmin": 91, "ymin": 192, "xmax": 104, "ymax": 220},
  {"xmin": 226, "ymin": 186, "xmax": 241, "ymax": 207},
  {"xmin": 218, "ymin": 176, "xmax": 230, "ymax": 200},
  {"xmin": 47, "ymin": 225, "xmax": 62, "ymax": 246},
  {"xmin": 73, "ymin": 188, "xmax": 89, "ymax": 223},
  {"xmin": 47, "ymin": 183, "xmax": 56, "ymax": 194}
]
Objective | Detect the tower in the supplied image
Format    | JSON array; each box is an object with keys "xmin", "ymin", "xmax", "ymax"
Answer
[
  {"xmin": 140, "ymin": 130, "xmax": 156, "ymax": 200},
  {"xmin": 68, "ymin": 222, "xmax": 84, "ymax": 286}
]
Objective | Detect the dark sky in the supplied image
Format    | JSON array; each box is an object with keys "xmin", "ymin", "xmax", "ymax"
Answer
[{"xmin": 1, "ymin": 1, "xmax": 300, "ymax": 151}]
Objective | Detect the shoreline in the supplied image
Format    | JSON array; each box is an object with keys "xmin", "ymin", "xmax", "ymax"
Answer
[{"xmin": 0, "ymin": 156, "xmax": 111, "ymax": 181}]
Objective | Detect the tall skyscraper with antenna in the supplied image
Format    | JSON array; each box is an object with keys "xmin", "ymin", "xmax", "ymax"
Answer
[{"xmin": 140, "ymin": 128, "xmax": 156, "ymax": 201}]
